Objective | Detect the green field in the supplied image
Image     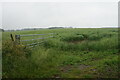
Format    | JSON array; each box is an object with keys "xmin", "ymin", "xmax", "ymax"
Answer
[{"xmin": 2, "ymin": 28, "xmax": 119, "ymax": 78}]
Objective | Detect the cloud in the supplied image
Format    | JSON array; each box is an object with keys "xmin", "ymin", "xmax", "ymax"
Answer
[{"xmin": 2, "ymin": 2, "xmax": 118, "ymax": 30}]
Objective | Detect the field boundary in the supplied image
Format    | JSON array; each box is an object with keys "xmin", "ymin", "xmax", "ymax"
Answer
[{"xmin": 10, "ymin": 33, "xmax": 56, "ymax": 47}]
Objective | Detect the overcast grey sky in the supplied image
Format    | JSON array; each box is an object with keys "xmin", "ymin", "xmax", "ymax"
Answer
[{"xmin": 0, "ymin": 1, "xmax": 118, "ymax": 30}]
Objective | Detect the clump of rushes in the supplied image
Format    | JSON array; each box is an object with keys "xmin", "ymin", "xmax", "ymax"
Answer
[
  {"xmin": 2, "ymin": 41, "xmax": 32, "ymax": 78},
  {"xmin": 2, "ymin": 41, "xmax": 31, "ymax": 57},
  {"xmin": 60, "ymin": 34, "xmax": 87, "ymax": 42}
]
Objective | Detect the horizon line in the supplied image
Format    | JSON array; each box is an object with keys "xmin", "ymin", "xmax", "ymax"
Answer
[{"xmin": 1, "ymin": 26, "xmax": 118, "ymax": 30}]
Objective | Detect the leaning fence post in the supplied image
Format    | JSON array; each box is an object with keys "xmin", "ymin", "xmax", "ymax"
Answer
[
  {"xmin": 15, "ymin": 35, "xmax": 20, "ymax": 45},
  {"xmin": 10, "ymin": 34, "xmax": 14, "ymax": 41}
]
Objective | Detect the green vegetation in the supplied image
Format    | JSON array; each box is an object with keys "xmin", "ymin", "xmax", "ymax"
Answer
[{"xmin": 2, "ymin": 28, "xmax": 119, "ymax": 78}]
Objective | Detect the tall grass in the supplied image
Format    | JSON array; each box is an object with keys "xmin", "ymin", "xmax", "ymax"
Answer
[{"xmin": 2, "ymin": 28, "xmax": 119, "ymax": 78}]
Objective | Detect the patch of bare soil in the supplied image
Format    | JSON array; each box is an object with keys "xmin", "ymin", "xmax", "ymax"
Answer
[
  {"xmin": 52, "ymin": 74, "xmax": 61, "ymax": 78},
  {"xmin": 59, "ymin": 64, "xmax": 99, "ymax": 78},
  {"xmin": 52, "ymin": 65, "xmax": 74, "ymax": 78},
  {"xmin": 60, "ymin": 65, "xmax": 73, "ymax": 73},
  {"xmin": 60, "ymin": 64, "xmax": 91, "ymax": 73},
  {"xmin": 77, "ymin": 64, "xmax": 91, "ymax": 70}
]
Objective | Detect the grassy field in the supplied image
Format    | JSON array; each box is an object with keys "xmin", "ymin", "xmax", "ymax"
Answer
[{"xmin": 2, "ymin": 28, "xmax": 119, "ymax": 78}]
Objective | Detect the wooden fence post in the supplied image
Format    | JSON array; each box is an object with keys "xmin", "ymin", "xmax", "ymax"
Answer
[
  {"xmin": 10, "ymin": 34, "xmax": 14, "ymax": 41},
  {"xmin": 15, "ymin": 35, "xmax": 20, "ymax": 44}
]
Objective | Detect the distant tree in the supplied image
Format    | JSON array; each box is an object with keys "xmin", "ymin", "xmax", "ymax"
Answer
[
  {"xmin": 0, "ymin": 29, "xmax": 4, "ymax": 32},
  {"xmin": 48, "ymin": 27, "xmax": 64, "ymax": 29}
]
